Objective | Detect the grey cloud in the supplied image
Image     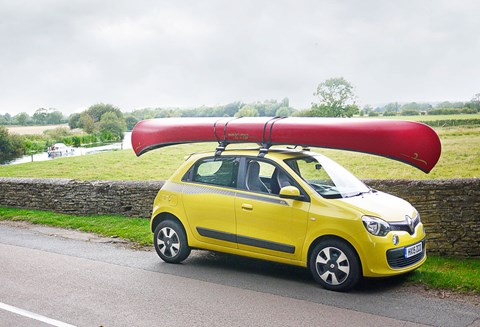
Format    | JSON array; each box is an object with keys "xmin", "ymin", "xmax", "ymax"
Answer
[{"xmin": 0, "ymin": 0, "xmax": 479, "ymax": 115}]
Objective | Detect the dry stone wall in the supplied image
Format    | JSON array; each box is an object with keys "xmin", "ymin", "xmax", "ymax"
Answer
[
  {"xmin": 366, "ymin": 179, "xmax": 479, "ymax": 257},
  {"xmin": 0, "ymin": 177, "xmax": 478, "ymax": 257},
  {"xmin": 0, "ymin": 178, "xmax": 164, "ymax": 218}
]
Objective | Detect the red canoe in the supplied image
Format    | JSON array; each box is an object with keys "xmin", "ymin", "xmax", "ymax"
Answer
[{"xmin": 131, "ymin": 117, "xmax": 441, "ymax": 173}]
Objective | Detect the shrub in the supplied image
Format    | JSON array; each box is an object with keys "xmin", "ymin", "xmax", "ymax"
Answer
[
  {"xmin": 383, "ymin": 112, "xmax": 397, "ymax": 117},
  {"xmin": 401, "ymin": 110, "xmax": 420, "ymax": 116}
]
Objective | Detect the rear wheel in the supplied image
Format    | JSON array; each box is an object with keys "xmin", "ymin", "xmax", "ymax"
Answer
[
  {"xmin": 309, "ymin": 239, "xmax": 361, "ymax": 291},
  {"xmin": 154, "ymin": 220, "xmax": 191, "ymax": 263}
]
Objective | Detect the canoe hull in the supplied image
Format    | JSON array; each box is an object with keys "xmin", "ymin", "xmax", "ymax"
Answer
[{"xmin": 131, "ymin": 117, "xmax": 441, "ymax": 173}]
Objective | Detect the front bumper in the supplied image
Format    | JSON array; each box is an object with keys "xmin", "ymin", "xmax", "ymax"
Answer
[
  {"xmin": 386, "ymin": 238, "xmax": 426, "ymax": 269},
  {"xmin": 359, "ymin": 223, "xmax": 427, "ymax": 277}
]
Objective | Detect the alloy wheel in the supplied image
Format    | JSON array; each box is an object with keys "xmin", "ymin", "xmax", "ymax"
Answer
[
  {"xmin": 157, "ymin": 227, "xmax": 180, "ymax": 258},
  {"xmin": 315, "ymin": 246, "xmax": 350, "ymax": 286}
]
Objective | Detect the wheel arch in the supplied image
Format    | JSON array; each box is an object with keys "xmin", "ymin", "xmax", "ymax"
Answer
[
  {"xmin": 151, "ymin": 212, "xmax": 184, "ymax": 233},
  {"xmin": 306, "ymin": 234, "xmax": 363, "ymax": 277}
]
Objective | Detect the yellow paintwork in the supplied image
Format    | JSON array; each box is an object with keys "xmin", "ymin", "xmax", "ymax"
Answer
[{"xmin": 150, "ymin": 149, "xmax": 426, "ymax": 278}]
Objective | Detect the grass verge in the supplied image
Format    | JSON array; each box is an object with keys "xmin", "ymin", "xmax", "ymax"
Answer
[
  {"xmin": 406, "ymin": 256, "xmax": 480, "ymax": 295},
  {"xmin": 1, "ymin": 207, "xmax": 478, "ymax": 295},
  {"xmin": 0, "ymin": 207, "xmax": 151, "ymax": 246}
]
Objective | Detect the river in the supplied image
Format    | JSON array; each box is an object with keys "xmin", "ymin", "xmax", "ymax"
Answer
[{"xmin": 3, "ymin": 132, "xmax": 132, "ymax": 166}]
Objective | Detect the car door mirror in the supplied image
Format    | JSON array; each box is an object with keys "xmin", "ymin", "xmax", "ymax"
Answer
[{"xmin": 279, "ymin": 186, "xmax": 304, "ymax": 201}]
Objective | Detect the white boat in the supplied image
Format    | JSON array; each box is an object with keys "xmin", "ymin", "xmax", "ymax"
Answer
[{"xmin": 48, "ymin": 143, "xmax": 74, "ymax": 158}]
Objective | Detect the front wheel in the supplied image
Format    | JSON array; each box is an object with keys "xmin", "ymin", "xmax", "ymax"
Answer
[
  {"xmin": 309, "ymin": 239, "xmax": 361, "ymax": 291},
  {"xmin": 154, "ymin": 220, "xmax": 191, "ymax": 263}
]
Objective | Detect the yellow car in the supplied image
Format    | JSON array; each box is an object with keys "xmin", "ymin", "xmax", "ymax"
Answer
[{"xmin": 150, "ymin": 148, "xmax": 426, "ymax": 291}]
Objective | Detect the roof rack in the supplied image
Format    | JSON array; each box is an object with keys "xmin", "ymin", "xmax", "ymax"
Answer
[{"xmin": 213, "ymin": 116, "xmax": 287, "ymax": 157}]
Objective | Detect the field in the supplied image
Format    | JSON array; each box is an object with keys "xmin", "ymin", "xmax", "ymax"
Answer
[
  {"xmin": 6, "ymin": 124, "xmax": 69, "ymax": 135},
  {"xmin": 0, "ymin": 123, "xmax": 479, "ymax": 180}
]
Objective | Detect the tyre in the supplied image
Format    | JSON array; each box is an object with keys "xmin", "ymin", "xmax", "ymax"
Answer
[
  {"xmin": 153, "ymin": 220, "xmax": 191, "ymax": 263},
  {"xmin": 309, "ymin": 239, "xmax": 361, "ymax": 291}
]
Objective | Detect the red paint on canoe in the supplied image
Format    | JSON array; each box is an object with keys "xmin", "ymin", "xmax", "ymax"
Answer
[{"xmin": 131, "ymin": 117, "xmax": 441, "ymax": 173}]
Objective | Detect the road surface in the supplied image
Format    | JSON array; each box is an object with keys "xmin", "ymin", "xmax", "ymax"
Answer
[{"xmin": 0, "ymin": 223, "xmax": 478, "ymax": 326}]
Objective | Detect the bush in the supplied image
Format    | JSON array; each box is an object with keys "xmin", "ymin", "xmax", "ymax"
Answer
[
  {"xmin": 383, "ymin": 112, "xmax": 397, "ymax": 117},
  {"xmin": 401, "ymin": 110, "xmax": 420, "ymax": 116},
  {"xmin": 0, "ymin": 126, "xmax": 25, "ymax": 163},
  {"xmin": 422, "ymin": 119, "xmax": 480, "ymax": 127}
]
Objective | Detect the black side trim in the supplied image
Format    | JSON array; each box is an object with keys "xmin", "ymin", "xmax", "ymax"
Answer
[
  {"xmin": 196, "ymin": 227, "xmax": 295, "ymax": 254},
  {"xmin": 237, "ymin": 235, "xmax": 295, "ymax": 254},
  {"xmin": 197, "ymin": 227, "xmax": 236, "ymax": 243},
  {"xmin": 236, "ymin": 192, "xmax": 288, "ymax": 206}
]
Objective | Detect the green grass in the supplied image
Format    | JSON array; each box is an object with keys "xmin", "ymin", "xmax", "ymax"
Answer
[
  {"xmin": 0, "ymin": 207, "xmax": 152, "ymax": 246},
  {"xmin": 1, "ymin": 125, "xmax": 479, "ymax": 180},
  {"xmin": 406, "ymin": 256, "xmax": 480, "ymax": 294},
  {"xmin": 1, "ymin": 206, "xmax": 478, "ymax": 294},
  {"xmin": 365, "ymin": 113, "xmax": 480, "ymax": 122}
]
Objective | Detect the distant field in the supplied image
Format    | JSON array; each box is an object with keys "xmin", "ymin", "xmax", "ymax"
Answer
[
  {"xmin": 7, "ymin": 124, "xmax": 69, "ymax": 135},
  {"xmin": 365, "ymin": 113, "xmax": 480, "ymax": 122},
  {"xmin": 0, "ymin": 123, "xmax": 478, "ymax": 180}
]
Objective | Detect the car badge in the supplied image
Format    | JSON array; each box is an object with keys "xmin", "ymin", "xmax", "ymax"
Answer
[{"xmin": 405, "ymin": 215, "xmax": 415, "ymax": 234}]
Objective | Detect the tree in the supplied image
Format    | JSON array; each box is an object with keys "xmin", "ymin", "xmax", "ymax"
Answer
[
  {"xmin": 465, "ymin": 93, "xmax": 480, "ymax": 112},
  {"xmin": 86, "ymin": 103, "xmax": 123, "ymax": 122},
  {"xmin": 125, "ymin": 116, "xmax": 139, "ymax": 131},
  {"xmin": 99, "ymin": 112, "xmax": 127, "ymax": 140},
  {"xmin": 362, "ymin": 105, "xmax": 373, "ymax": 116},
  {"xmin": 383, "ymin": 102, "xmax": 401, "ymax": 113},
  {"xmin": 235, "ymin": 105, "xmax": 259, "ymax": 117},
  {"xmin": 46, "ymin": 110, "xmax": 65, "ymax": 124},
  {"xmin": 311, "ymin": 77, "xmax": 359, "ymax": 117},
  {"xmin": 68, "ymin": 113, "xmax": 82, "ymax": 129},
  {"xmin": 76, "ymin": 103, "xmax": 125, "ymax": 135},
  {"xmin": 275, "ymin": 106, "xmax": 292, "ymax": 117},
  {"xmin": 401, "ymin": 102, "xmax": 431, "ymax": 112},
  {"xmin": 0, "ymin": 126, "xmax": 24, "ymax": 163},
  {"xmin": 14, "ymin": 112, "xmax": 31, "ymax": 125},
  {"xmin": 79, "ymin": 113, "xmax": 96, "ymax": 134},
  {"xmin": 32, "ymin": 108, "xmax": 48, "ymax": 125}
]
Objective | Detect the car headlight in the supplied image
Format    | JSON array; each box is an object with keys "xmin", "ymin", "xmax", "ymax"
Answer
[{"xmin": 362, "ymin": 216, "xmax": 391, "ymax": 236}]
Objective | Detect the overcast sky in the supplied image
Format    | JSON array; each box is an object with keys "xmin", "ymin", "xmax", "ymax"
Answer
[{"xmin": 1, "ymin": 0, "xmax": 479, "ymax": 115}]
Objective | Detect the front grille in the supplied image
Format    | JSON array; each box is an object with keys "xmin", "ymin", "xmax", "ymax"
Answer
[
  {"xmin": 386, "ymin": 239, "xmax": 426, "ymax": 269},
  {"xmin": 390, "ymin": 215, "xmax": 420, "ymax": 235}
]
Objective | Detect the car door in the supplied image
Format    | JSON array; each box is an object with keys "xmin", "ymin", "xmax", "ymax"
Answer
[
  {"xmin": 234, "ymin": 158, "xmax": 310, "ymax": 260},
  {"xmin": 182, "ymin": 156, "xmax": 239, "ymax": 249}
]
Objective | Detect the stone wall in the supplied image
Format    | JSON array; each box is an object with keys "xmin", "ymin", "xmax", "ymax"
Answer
[
  {"xmin": 0, "ymin": 177, "xmax": 478, "ymax": 257},
  {"xmin": 366, "ymin": 179, "xmax": 480, "ymax": 257},
  {"xmin": 0, "ymin": 178, "xmax": 164, "ymax": 218}
]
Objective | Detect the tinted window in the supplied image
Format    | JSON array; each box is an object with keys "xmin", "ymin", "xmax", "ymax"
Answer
[{"xmin": 192, "ymin": 157, "xmax": 239, "ymax": 188}]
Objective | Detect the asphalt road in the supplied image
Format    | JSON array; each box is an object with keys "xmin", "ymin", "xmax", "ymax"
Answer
[{"xmin": 0, "ymin": 223, "xmax": 478, "ymax": 327}]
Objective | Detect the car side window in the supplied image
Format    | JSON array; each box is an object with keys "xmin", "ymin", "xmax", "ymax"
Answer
[
  {"xmin": 245, "ymin": 159, "xmax": 293, "ymax": 195},
  {"xmin": 191, "ymin": 157, "xmax": 239, "ymax": 188}
]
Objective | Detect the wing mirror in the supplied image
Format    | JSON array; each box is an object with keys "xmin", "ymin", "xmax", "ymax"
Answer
[{"xmin": 279, "ymin": 186, "xmax": 304, "ymax": 201}]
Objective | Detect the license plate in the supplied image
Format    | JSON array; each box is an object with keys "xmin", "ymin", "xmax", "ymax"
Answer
[{"xmin": 405, "ymin": 242, "xmax": 423, "ymax": 258}]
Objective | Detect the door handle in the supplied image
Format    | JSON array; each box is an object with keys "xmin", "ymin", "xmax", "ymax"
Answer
[{"xmin": 241, "ymin": 203, "xmax": 253, "ymax": 211}]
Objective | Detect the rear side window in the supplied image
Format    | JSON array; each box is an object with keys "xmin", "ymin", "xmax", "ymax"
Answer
[{"xmin": 190, "ymin": 157, "xmax": 239, "ymax": 188}]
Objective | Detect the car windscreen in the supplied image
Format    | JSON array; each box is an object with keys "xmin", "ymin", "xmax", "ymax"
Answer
[{"xmin": 284, "ymin": 154, "xmax": 370, "ymax": 199}]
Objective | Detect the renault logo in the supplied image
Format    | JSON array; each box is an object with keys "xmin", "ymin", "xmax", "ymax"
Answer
[{"xmin": 405, "ymin": 215, "xmax": 415, "ymax": 234}]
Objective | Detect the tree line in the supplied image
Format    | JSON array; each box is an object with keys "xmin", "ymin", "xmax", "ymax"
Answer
[
  {"xmin": 1, "ymin": 78, "xmax": 479, "ymax": 163},
  {"xmin": 1, "ymin": 78, "xmax": 479, "ymax": 130}
]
